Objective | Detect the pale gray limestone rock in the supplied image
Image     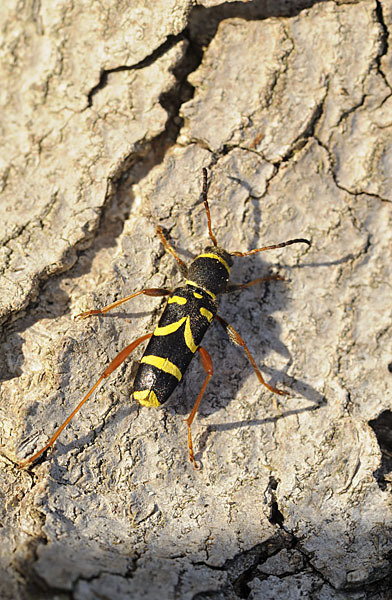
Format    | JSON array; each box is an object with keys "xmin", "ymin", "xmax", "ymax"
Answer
[{"xmin": 1, "ymin": 1, "xmax": 391, "ymax": 599}]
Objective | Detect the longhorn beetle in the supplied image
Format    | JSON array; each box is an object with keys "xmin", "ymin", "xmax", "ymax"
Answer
[{"xmin": 19, "ymin": 169, "xmax": 310, "ymax": 469}]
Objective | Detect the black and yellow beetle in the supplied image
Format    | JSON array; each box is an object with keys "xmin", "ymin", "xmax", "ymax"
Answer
[{"xmin": 19, "ymin": 169, "xmax": 310, "ymax": 468}]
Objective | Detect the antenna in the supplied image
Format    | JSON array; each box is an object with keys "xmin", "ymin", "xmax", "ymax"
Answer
[{"xmin": 202, "ymin": 168, "xmax": 218, "ymax": 246}]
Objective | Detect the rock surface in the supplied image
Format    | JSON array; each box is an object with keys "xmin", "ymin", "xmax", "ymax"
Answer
[{"xmin": 1, "ymin": 1, "xmax": 391, "ymax": 599}]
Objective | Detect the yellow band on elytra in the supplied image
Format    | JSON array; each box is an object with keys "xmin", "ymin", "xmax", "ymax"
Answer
[
  {"xmin": 133, "ymin": 389, "xmax": 161, "ymax": 407},
  {"xmin": 184, "ymin": 317, "xmax": 198, "ymax": 353},
  {"xmin": 154, "ymin": 317, "xmax": 186, "ymax": 337},
  {"xmin": 154, "ymin": 316, "xmax": 198, "ymax": 353},
  {"xmin": 168, "ymin": 296, "xmax": 187, "ymax": 305},
  {"xmin": 185, "ymin": 280, "xmax": 216, "ymax": 300},
  {"xmin": 141, "ymin": 355, "xmax": 182, "ymax": 381},
  {"xmin": 200, "ymin": 307, "xmax": 214, "ymax": 323}
]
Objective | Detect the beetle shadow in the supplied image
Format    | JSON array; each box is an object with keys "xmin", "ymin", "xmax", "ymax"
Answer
[
  {"xmin": 4, "ymin": 176, "xmax": 329, "ymax": 468},
  {"xmin": 196, "ymin": 402, "xmax": 324, "ymax": 463},
  {"xmin": 12, "ymin": 261, "xmax": 325, "ymax": 468},
  {"xmin": 43, "ymin": 403, "xmax": 142, "ymax": 466},
  {"xmin": 161, "ymin": 266, "xmax": 326, "ymax": 411}
]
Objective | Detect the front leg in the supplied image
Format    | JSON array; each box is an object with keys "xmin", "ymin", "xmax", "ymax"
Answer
[{"xmin": 75, "ymin": 288, "xmax": 171, "ymax": 320}]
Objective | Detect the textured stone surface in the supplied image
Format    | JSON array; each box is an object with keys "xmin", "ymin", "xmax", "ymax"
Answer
[
  {"xmin": 1, "ymin": 1, "xmax": 392, "ymax": 599},
  {"xmin": 0, "ymin": 0, "xmax": 191, "ymax": 322}
]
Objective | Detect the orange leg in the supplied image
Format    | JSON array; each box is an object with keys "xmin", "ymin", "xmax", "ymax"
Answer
[
  {"xmin": 227, "ymin": 274, "xmax": 284, "ymax": 293},
  {"xmin": 75, "ymin": 288, "xmax": 171, "ymax": 320},
  {"xmin": 186, "ymin": 346, "xmax": 213, "ymax": 468},
  {"xmin": 215, "ymin": 314, "xmax": 290, "ymax": 397},
  {"xmin": 19, "ymin": 333, "xmax": 153, "ymax": 468}
]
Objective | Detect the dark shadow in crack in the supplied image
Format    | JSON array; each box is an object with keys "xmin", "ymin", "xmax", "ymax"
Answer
[
  {"xmin": 187, "ymin": 0, "xmax": 330, "ymax": 49},
  {"xmin": 369, "ymin": 410, "xmax": 392, "ymax": 492}
]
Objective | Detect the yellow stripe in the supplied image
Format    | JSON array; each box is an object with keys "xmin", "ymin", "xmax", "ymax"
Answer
[
  {"xmin": 185, "ymin": 280, "xmax": 216, "ymax": 300},
  {"xmin": 154, "ymin": 317, "xmax": 186, "ymax": 336},
  {"xmin": 133, "ymin": 389, "xmax": 161, "ymax": 407},
  {"xmin": 200, "ymin": 307, "xmax": 213, "ymax": 323},
  {"xmin": 193, "ymin": 292, "xmax": 202, "ymax": 299},
  {"xmin": 168, "ymin": 296, "xmax": 187, "ymax": 305},
  {"xmin": 198, "ymin": 252, "xmax": 231, "ymax": 274},
  {"xmin": 154, "ymin": 314, "xmax": 198, "ymax": 353},
  {"xmin": 141, "ymin": 355, "xmax": 182, "ymax": 381},
  {"xmin": 184, "ymin": 317, "xmax": 198, "ymax": 353}
]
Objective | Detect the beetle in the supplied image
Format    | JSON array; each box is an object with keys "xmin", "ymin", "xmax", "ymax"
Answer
[{"xmin": 19, "ymin": 168, "xmax": 310, "ymax": 468}]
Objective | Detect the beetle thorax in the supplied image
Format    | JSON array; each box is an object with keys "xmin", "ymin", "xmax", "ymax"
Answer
[{"xmin": 187, "ymin": 246, "xmax": 233, "ymax": 297}]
